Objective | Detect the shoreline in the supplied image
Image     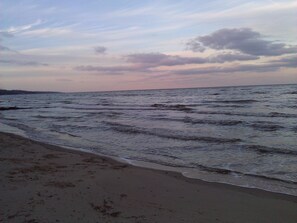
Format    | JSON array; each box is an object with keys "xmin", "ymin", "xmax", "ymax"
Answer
[
  {"xmin": 1, "ymin": 122, "xmax": 296, "ymax": 197},
  {"xmin": 1, "ymin": 131, "xmax": 297, "ymax": 222},
  {"xmin": 1, "ymin": 122, "xmax": 296, "ymax": 198},
  {"xmin": 6, "ymin": 131, "xmax": 297, "ymax": 199}
]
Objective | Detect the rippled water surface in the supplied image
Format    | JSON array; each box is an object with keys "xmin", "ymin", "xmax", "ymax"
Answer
[{"xmin": 1, "ymin": 84, "xmax": 297, "ymax": 195}]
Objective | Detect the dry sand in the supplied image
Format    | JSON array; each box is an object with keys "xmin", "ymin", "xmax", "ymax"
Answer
[{"xmin": 0, "ymin": 132, "xmax": 297, "ymax": 223}]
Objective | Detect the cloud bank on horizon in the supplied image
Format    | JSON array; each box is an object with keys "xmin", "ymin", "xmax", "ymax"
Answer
[{"xmin": 0, "ymin": 0, "xmax": 296, "ymax": 91}]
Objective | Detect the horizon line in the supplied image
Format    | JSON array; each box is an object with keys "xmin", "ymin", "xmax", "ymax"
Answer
[{"xmin": 2, "ymin": 82, "xmax": 297, "ymax": 94}]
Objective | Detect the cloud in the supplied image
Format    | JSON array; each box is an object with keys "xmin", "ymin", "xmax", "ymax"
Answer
[
  {"xmin": 125, "ymin": 53, "xmax": 207, "ymax": 66},
  {"xmin": 75, "ymin": 52, "xmax": 260, "ymax": 75},
  {"xmin": 0, "ymin": 59, "xmax": 48, "ymax": 66},
  {"xmin": 20, "ymin": 27, "xmax": 72, "ymax": 37},
  {"xmin": 94, "ymin": 46, "xmax": 107, "ymax": 54},
  {"xmin": 82, "ymin": 54, "xmax": 293, "ymax": 76},
  {"xmin": 173, "ymin": 64, "xmax": 277, "ymax": 75},
  {"xmin": 126, "ymin": 52, "xmax": 258, "ymax": 66},
  {"xmin": 0, "ymin": 45, "xmax": 12, "ymax": 51},
  {"xmin": 186, "ymin": 41, "xmax": 205, "ymax": 52},
  {"xmin": 173, "ymin": 56, "xmax": 297, "ymax": 75},
  {"xmin": 270, "ymin": 55, "xmax": 297, "ymax": 68},
  {"xmin": 76, "ymin": 53, "xmax": 193, "ymax": 74},
  {"xmin": 75, "ymin": 65, "xmax": 150, "ymax": 74},
  {"xmin": 0, "ymin": 31, "xmax": 14, "ymax": 40},
  {"xmin": 0, "ymin": 31, "xmax": 18, "ymax": 53},
  {"xmin": 187, "ymin": 28, "xmax": 297, "ymax": 56},
  {"xmin": 0, "ymin": 31, "xmax": 15, "ymax": 52},
  {"xmin": 210, "ymin": 53, "xmax": 259, "ymax": 63},
  {"xmin": 4, "ymin": 19, "xmax": 42, "ymax": 34},
  {"xmin": 76, "ymin": 53, "xmax": 296, "ymax": 76}
]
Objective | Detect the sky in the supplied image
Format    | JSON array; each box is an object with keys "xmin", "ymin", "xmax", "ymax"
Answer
[{"xmin": 0, "ymin": 0, "xmax": 296, "ymax": 92}]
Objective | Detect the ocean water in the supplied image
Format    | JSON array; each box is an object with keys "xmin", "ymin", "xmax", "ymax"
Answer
[{"xmin": 1, "ymin": 84, "xmax": 297, "ymax": 195}]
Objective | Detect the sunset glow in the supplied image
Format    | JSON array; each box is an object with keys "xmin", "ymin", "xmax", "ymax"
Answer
[{"xmin": 1, "ymin": 0, "xmax": 296, "ymax": 91}]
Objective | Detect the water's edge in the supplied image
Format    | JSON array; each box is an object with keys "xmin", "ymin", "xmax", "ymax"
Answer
[{"xmin": 1, "ymin": 122, "xmax": 296, "ymax": 198}]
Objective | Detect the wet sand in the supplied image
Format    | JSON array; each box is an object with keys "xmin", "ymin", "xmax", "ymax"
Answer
[{"xmin": 0, "ymin": 132, "xmax": 297, "ymax": 223}]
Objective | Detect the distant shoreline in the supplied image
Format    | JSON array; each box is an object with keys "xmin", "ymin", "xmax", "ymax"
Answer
[
  {"xmin": 1, "ymin": 83, "xmax": 296, "ymax": 95},
  {"xmin": 0, "ymin": 89, "xmax": 59, "ymax": 96}
]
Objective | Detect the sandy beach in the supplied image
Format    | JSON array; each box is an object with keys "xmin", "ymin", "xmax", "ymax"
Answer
[{"xmin": 0, "ymin": 132, "xmax": 297, "ymax": 223}]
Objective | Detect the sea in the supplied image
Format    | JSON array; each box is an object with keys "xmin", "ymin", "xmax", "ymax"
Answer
[{"xmin": 1, "ymin": 84, "xmax": 297, "ymax": 196}]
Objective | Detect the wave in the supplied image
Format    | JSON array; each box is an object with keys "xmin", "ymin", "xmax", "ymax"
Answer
[
  {"xmin": 151, "ymin": 104, "xmax": 192, "ymax": 111},
  {"xmin": 243, "ymin": 173, "xmax": 297, "ymax": 185},
  {"xmin": 51, "ymin": 123, "xmax": 95, "ymax": 131},
  {"xmin": 61, "ymin": 100, "xmax": 73, "ymax": 104},
  {"xmin": 248, "ymin": 123, "xmax": 284, "ymax": 131},
  {"xmin": 85, "ymin": 111, "xmax": 123, "ymax": 118},
  {"xmin": 96, "ymin": 102, "xmax": 114, "ymax": 106},
  {"xmin": 50, "ymin": 128, "xmax": 80, "ymax": 138},
  {"xmin": 152, "ymin": 117, "xmax": 285, "ymax": 132},
  {"xmin": 0, "ymin": 121, "xmax": 36, "ymax": 132},
  {"xmin": 105, "ymin": 121, "xmax": 241, "ymax": 143},
  {"xmin": 128, "ymin": 156, "xmax": 189, "ymax": 168},
  {"xmin": 292, "ymin": 126, "xmax": 297, "ymax": 133},
  {"xmin": 207, "ymin": 104, "xmax": 247, "ymax": 108},
  {"xmin": 285, "ymin": 91, "xmax": 297, "ymax": 94},
  {"xmin": 32, "ymin": 115, "xmax": 75, "ymax": 121},
  {"xmin": 252, "ymin": 91, "xmax": 268, "ymax": 94},
  {"xmin": 190, "ymin": 162, "xmax": 297, "ymax": 185},
  {"xmin": 204, "ymin": 99, "xmax": 258, "ymax": 104},
  {"xmin": 243, "ymin": 145, "xmax": 297, "ymax": 156},
  {"xmin": 183, "ymin": 117, "xmax": 243, "ymax": 126},
  {"xmin": 46, "ymin": 106, "xmax": 297, "ymax": 119},
  {"xmin": 61, "ymin": 106, "xmax": 155, "ymax": 111},
  {"xmin": 0, "ymin": 106, "xmax": 31, "ymax": 111},
  {"xmin": 193, "ymin": 110, "xmax": 297, "ymax": 118},
  {"xmin": 268, "ymin": 112, "xmax": 297, "ymax": 118},
  {"xmin": 143, "ymin": 148, "xmax": 181, "ymax": 160}
]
